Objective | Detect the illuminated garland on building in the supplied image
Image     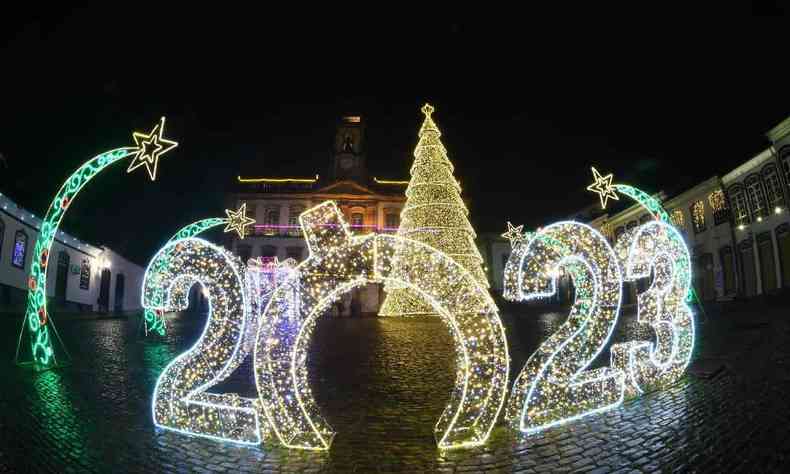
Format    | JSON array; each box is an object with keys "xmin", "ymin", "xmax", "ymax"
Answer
[
  {"xmin": 19, "ymin": 118, "xmax": 177, "ymax": 369},
  {"xmin": 503, "ymin": 221, "xmax": 625, "ymax": 432},
  {"xmin": 255, "ymin": 201, "xmax": 508, "ymax": 450},
  {"xmin": 380, "ymin": 104, "xmax": 489, "ymax": 316},
  {"xmin": 143, "ymin": 217, "xmax": 227, "ymax": 336},
  {"xmin": 610, "ymin": 221, "xmax": 695, "ymax": 395},
  {"xmin": 148, "ymin": 238, "xmax": 268, "ymax": 445}
]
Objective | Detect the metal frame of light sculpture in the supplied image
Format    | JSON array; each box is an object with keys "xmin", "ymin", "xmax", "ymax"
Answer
[
  {"xmin": 610, "ymin": 221, "xmax": 695, "ymax": 395},
  {"xmin": 503, "ymin": 221, "xmax": 625, "ymax": 433},
  {"xmin": 147, "ymin": 238, "xmax": 267, "ymax": 445},
  {"xmin": 18, "ymin": 117, "xmax": 177, "ymax": 369},
  {"xmin": 142, "ymin": 217, "xmax": 227, "ymax": 336},
  {"xmin": 254, "ymin": 201, "xmax": 509, "ymax": 451}
]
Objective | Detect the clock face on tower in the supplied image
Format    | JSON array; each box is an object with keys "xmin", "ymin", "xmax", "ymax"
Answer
[{"xmin": 340, "ymin": 157, "xmax": 354, "ymax": 170}]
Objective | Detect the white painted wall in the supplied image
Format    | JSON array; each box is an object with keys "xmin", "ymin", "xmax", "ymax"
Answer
[{"xmin": 0, "ymin": 193, "xmax": 144, "ymax": 312}]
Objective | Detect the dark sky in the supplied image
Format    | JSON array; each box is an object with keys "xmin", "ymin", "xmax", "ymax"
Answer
[{"xmin": 1, "ymin": 5, "xmax": 788, "ymax": 264}]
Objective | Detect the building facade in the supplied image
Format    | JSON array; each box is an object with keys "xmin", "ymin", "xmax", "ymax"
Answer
[
  {"xmin": 228, "ymin": 116, "xmax": 408, "ymax": 316},
  {"xmin": 479, "ymin": 115, "xmax": 790, "ymax": 304},
  {"xmin": 0, "ymin": 192, "xmax": 145, "ymax": 313}
]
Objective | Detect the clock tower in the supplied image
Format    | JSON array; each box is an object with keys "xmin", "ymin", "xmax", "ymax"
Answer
[{"xmin": 332, "ymin": 115, "xmax": 367, "ymax": 182}]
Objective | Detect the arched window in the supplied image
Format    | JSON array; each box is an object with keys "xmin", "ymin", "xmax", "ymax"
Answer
[
  {"xmin": 0, "ymin": 218, "xmax": 4, "ymax": 262},
  {"xmin": 264, "ymin": 207, "xmax": 280, "ymax": 236},
  {"xmin": 781, "ymin": 147, "xmax": 790, "ymax": 186},
  {"xmin": 728, "ymin": 184, "xmax": 750, "ymax": 226},
  {"xmin": 762, "ymin": 164, "xmax": 784, "ymax": 210},
  {"xmin": 350, "ymin": 207, "xmax": 365, "ymax": 231},
  {"xmin": 288, "ymin": 205, "xmax": 304, "ymax": 236},
  {"xmin": 690, "ymin": 200, "xmax": 706, "ymax": 234},
  {"xmin": 745, "ymin": 174, "xmax": 767, "ymax": 219},
  {"xmin": 11, "ymin": 230, "xmax": 28, "ymax": 268}
]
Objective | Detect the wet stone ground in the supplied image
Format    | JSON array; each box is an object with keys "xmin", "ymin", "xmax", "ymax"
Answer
[{"xmin": 1, "ymin": 299, "xmax": 789, "ymax": 473}]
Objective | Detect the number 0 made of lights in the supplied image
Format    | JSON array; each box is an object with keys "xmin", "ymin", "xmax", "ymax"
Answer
[{"xmin": 254, "ymin": 201, "xmax": 509, "ymax": 451}]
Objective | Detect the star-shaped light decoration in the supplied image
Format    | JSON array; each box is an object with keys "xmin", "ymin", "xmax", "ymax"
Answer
[
  {"xmin": 502, "ymin": 221, "xmax": 526, "ymax": 248},
  {"xmin": 224, "ymin": 203, "xmax": 256, "ymax": 239},
  {"xmin": 586, "ymin": 166, "xmax": 619, "ymax": 209},
  {"xmin": 127, "ymin": 117, "xmax": 178, "ymax": 181}
]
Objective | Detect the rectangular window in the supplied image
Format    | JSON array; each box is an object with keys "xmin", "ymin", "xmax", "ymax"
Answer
[
  {"xmin": 11, "ymin": 230, "xmax": 27, "ymax": 268},
  {"xmin": 286, "ymin": 246, "xmax": 302, "ymax": 261},
  {"xmin": 670, "ymin": 209, "xmax": 685, "ymax": 229},
  {"xmin": 691, "ymin": 200, "xmax": 706, "ymax": 234},
  {"xmin": 264, "ymin": 207, "xmax": 280, "ymax": 236},
  {"xmin": 708, "ymin": 190, "xmax": 730, "ymax": 226},
  {"xmin": 385, "ymin": 213, "xmax": 399, "ymax": 232},
  {"xmin": 80, "ymin": 259, "xmax": 91, "ymax": 290},
  {"xmin": 288, "ymin": 206, "xmax": 304, "ymax": 236}
]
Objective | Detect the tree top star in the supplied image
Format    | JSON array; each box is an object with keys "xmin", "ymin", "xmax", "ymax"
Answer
[
  {"xmin": 502, "ymin": 221, "xmax": 525, "ymax": 248},
  {"xmin": 587, "ymin": 166, "xmax": 619, "ymax": 209},
  {"xmin": 224, "ymin": 203, "xmax": 256, "ymax": 239},
  {"xmin": 127, "ymin": 117, "xmax": 178, "ymax": 181}
]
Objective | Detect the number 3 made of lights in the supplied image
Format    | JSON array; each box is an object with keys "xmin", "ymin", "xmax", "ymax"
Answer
[{"xmin": 502, "ymin": 219, "xmax": 694, "ymax": 433}]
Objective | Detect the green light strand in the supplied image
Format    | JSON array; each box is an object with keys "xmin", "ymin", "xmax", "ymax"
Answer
[
  {"xmin": 22, "ymin": 148, "xmax": 135, "ymax": 368},
  {"xmin": 144, "ymin": 218, "xmax": 228, "ymax": 336}
]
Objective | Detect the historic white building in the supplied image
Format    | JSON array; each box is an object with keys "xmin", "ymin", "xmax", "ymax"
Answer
[
  {"xmin": 228, "ymin": 116, "xmax": 408, "ymax": 316},
  {"xmin": 480, "ymin": 115, "xmax": 790, "ymax": 304},
  {"xmin": 0, "ymin": 192, "xmax": 145, "ymax": 313}
]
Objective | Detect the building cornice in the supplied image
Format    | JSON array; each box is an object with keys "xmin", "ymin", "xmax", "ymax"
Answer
[{"xmin": 767, "ymin": 116, "xmax": 790, "ymax": 144}]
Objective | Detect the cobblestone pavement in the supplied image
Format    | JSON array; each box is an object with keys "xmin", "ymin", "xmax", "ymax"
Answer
[{"xmin": 1, "ymin": 298, "xmax": 789, "ymax": 473}]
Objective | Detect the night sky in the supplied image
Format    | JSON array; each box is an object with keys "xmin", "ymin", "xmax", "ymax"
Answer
[{"xmin": 1, "ymin": 5, "xmax": 788, "ymax": 264}]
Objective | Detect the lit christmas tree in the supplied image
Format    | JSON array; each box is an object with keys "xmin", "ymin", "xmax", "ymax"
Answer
[{"xmin": 379, "ymin": 104, "xmax": 489, "ymax": 316}]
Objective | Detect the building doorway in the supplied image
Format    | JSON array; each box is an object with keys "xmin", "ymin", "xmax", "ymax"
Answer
[
  {"xmin": 114, "ymin": 274, "xmax": 125, "ymax": 312},
  {"xmin": 757, "ymin": 232, "xmax": 777, "ymax": 293},
  {"xmin": 99, "ymin": 268, "xmax": 111, "ymax": 313},
  {"xmin": 55, "ymin": 251, "xmax": 70, "ymax": 304},
  {"xmin": 777, "ymin": 225, "xmax": 790, "ymax": 288},
  {"xmin": 695, "ymin": 253, "xmax": 716, "ymax": 301},
  {"xmin": 720, "ymin": 246, "xmax": 736, "ymax": 296},
  {"xmin": 739, "ymin": 241, "xmax": 757, "ymax": 297}
]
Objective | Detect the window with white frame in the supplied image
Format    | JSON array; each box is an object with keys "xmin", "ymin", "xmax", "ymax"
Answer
[
  {"xmin": 729, "ymin": 186, "xmax": 751, "ymax": 225},
  {"xmin": 762, "ymin": 164, "xmax": 784, "ymax": 209},
  {"xmin": 745, "ymin": 174, "xmax": 767, "ymax": 219},
  {"xmin": 288, "ymin": 205, "xmax": 304, "ymax": 236}
]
